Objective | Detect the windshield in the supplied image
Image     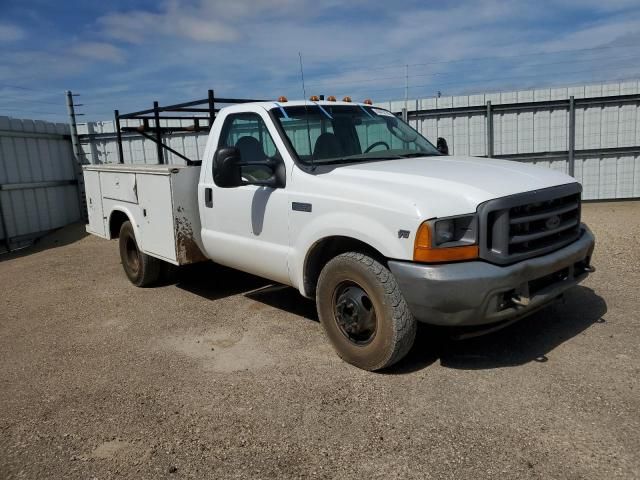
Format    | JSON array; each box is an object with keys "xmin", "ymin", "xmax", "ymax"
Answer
[{"xmin": 272, "ymin": 104, "xmax": 440, "ymax": 165}]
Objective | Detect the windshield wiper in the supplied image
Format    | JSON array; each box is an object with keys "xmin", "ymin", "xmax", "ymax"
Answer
[
  {"xmin": 396, "ymin": 152, "xmax": 442, "ymax": 158},
  {"xmin": 315, "ymin": 155, "xmax": 404, "ymax": 166}
]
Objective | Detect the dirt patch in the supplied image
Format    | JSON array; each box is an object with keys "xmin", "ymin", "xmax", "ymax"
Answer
[
  {"xmin": 91, "ymin": 440, "xmax": 133, "ymax": 459},
  {"xmin": 162, "ymin": 330, "xmax": 276, "ymax": 372},
  {"xmin": 174, "ymin": 212, "xmax": 207, "ymax": 265}
]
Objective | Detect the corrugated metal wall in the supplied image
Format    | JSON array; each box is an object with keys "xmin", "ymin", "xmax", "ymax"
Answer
[
  {"xmin": 376, "ymin": 80, "xmax": 640, "ymax": 200},
  {"xmin": 78, "ymin": 80, "xmax": 640, "ymax": 200},
  {"xmin": 0, "ymin": 116, "xmax": 81, "ymax": 252}
]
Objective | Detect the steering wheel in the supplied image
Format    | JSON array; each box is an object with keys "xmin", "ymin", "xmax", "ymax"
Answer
[{"xmin": 364, "ymin": 141, "xmax": 390, "ymax": 153}]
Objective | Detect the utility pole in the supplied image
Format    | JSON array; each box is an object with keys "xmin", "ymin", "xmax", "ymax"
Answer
[
  {"xmin": 486, "ymin": 100, "xmax": 494, "ymax": 158},
  {"xmin": 65, "ymin": 90, "xmax": 83, "ymax": 164},
  {"xmin": 568, "ymin": 96, "xmax": 576, "ymax": 177},
  {"xmin": 65, "ymin": 90, "xmax": 88, "ymax": 221},
  {"xmin": 403, "ymin": 64, "xmax": 409, "ymax": 122}
]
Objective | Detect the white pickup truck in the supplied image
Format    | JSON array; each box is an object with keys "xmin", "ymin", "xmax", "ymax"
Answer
[{"xmin": 83, "ymin": 98, "xmax": 595, "ymax": 371}]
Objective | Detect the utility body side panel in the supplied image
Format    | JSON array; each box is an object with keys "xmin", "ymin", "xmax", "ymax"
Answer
[
  {"xmin": 169, "ymin": 167, "xmax": 208, "ymax": 264},
  {"xmin": 82, "ymin": 164, "xmax": 206, "ymax": 265},
  {"xmin": 136, "ymin": 174, "xmax": 175, "ymax": 261},
  {"xmin": 84, "ymin": 170, "xmax": 106, "ymax": 237}
]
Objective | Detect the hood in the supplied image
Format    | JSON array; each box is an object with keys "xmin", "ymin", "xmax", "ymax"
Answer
[{"xmin": 318, "ymin": 155, "xmax": 578, "ymax": 218}]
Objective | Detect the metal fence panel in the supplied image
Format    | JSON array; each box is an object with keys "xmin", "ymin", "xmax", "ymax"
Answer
[
  {"xmin": 78, "ymin": 80, "xmax": 640, "ymax": 201},
  {"xmin": 0, "ymin": 116, "xmax": 80, "ymax": 252}
]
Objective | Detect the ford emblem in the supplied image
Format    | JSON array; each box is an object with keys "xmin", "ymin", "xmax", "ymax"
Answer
[{"xmin": 545, "ymin": 215, "xmax": 561, "ymax": 230}]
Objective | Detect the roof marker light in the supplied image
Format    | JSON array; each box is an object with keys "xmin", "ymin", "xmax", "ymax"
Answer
[
  {"xmin": 327, "ymin": 95, "xmax": 336, "ymax": 101},
  {"xmin": 363, "ymin": 98, "xmax": 373, "ymax": 105},
  {"xmin": 278, "ymin": 96, "xmax": 288, "ymax": 102},
  {"xmin": 310, "ymin": 95, "xmax": 320, "ymax": 101},
  {"xmin": 342, "ymin": 96, "xmax": 352, "ymax": 102}
]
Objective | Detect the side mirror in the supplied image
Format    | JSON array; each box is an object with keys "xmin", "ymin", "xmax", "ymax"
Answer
[
  {"xmin": 437, "ymin": 137, "xmax": 449, "ymax": 155},
  {"xmin": 250, "ymin": 157, "xmax": 286, "ymax": 189},
  {"xmin": 213, "ymin": 147, "xmax": 242, "ymax": 188}
]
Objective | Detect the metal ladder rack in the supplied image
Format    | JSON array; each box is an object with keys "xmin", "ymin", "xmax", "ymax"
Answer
[{"xmin": 114, "ymin": 90, "xmax": 265, "ymax": 166}]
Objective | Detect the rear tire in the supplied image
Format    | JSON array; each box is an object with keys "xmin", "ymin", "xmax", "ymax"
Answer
[
  {"xmin": 316, "ymin": 252, "xmax": 417, "ymax": 371},
  {"xmin": 119, "ymin": 221, "xmax": 162, "ymax": 287}
]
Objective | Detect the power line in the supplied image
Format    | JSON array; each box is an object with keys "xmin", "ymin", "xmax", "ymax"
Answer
[
  {"xmin": 0, "ymin": 108, "xmax": 66, "ymax": 116},
  {"xmin": 0, "ymin": 96, "xmax": 65, "ymax": 107},
  {"xmin": 69, "ymin": 42, "xmax": 640, "ymax": 103},
  {"xmin": 304, "ymin": 41, "xmax": 640, "ymax": 80},
  {"xmin": 377, "ymin": 73, "xmax": 640, "ymax": 103},
  {"xmin": 360, "ymin": 64, "xmax": 640, "ymax": 97},
  {"xmin": 0, "ymin": 84, "xmax": 62, "ymax": 95},
  {"xmin": 305, "ymin": 51, "xmax": 640, "ymax": 89}
]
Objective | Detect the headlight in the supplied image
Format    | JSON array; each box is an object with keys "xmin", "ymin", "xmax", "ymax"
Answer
[
  {"xmin": 414, "ymin": 214, "xmax": 479, "ymax": 263},
  {"xmin": 433, "ymin": 215, "xmax": 477, "ymax": 246}
]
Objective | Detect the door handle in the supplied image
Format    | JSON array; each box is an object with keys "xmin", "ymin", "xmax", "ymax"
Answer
[{"xmin": 205, "ymin": 187, "xmax": 213, "ymax": 208}]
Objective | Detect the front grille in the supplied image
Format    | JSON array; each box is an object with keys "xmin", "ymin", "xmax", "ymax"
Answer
[{"xmin": 478, "ymin": 184, "xmax": 582, "ymax": 265}]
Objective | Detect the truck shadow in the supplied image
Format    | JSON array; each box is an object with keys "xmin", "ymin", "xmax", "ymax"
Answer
[
  {"xmin": 174, "ymin": 262, "xmax": 318, "ymax": 322},
  {"xmin": 175, "ymin": 262, "xmax": 272, "ymax": 301},
  {"xmin": 175, "ymin": 265, "xmax": 606, "ymax": 374},
  {"xmin": 174, "ymin": 262, "xmax": 317, "ymax": 320},
  {"xmin": 390, "ymin": 285, "xmax": 607, "ymax": 374}
]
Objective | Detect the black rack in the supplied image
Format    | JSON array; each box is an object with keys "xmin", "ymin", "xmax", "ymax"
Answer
[{"xmin": 114, "ymin": 89, "xmax": 265, "ymax": 166}]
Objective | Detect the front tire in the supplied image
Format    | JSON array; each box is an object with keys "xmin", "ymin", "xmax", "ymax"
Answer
[
  {"xmin": 316, "ymin": 252, "xmax": 417, "ymax": 371},
  {"xmin": 119, "ymin": 221, "xmax": 162, "ymax": 287}
]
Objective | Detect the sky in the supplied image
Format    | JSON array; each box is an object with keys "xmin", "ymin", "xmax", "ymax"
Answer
[{"xmin": 1, "ymin": 0, "xmax": 640, "ymax": 122}]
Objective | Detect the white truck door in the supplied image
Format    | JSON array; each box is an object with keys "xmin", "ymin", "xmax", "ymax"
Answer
[{"xmin": 200, "ymin": 110, "xmax": 291, "ymax": 284}]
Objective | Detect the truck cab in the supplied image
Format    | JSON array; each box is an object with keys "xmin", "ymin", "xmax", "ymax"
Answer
[{"xmin": 84, "ymin": 97, "xmax": 595, "ymax": 371}]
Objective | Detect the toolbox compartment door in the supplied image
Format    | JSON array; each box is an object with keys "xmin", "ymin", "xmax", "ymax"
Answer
[
  {"xmin": 84, "ymin": 170, "xmax": 106, "ymax": 237},
  {"xmin": 99, "ymin": 172, "xmax": 138, "ymax": 204},
  {"xmin": 136, "ymin": 174, "xmax": 176, "ymax": 262}
]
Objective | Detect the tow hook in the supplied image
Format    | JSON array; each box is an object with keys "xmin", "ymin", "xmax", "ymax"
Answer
[
  {"xmin": 510, "ymin": 294, "xmax": 530, "ymax": 307},
  {"xmin": 583, "ymin": 265, "xmax": 596, "ymax": 273}
]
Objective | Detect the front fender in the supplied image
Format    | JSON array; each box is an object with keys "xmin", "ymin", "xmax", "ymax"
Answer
[{"xmin": 291, "ymin": 211, "xmax": 414, "ymax": 295}]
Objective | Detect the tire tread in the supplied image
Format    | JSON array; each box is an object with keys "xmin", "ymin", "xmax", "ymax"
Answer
[{"xmin": 317, "ymin": 251, "xmax": 417, "ymax": 370}]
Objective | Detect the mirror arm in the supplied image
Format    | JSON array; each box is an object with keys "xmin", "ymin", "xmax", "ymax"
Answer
[
  {"xmin": 237, "ymin": 157, "xmax": 285, "ymax": 188},
  {"xmin": 245, "ymin": 178, "xmax": 278, "ymax": 187},
  {"xmin": 237, "ymin": 157, "xmax": 280, "ymax": 168}
]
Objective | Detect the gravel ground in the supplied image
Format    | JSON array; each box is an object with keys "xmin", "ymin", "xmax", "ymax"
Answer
[{"xmin": 0, "ymin": 201, "xmax": 639, "ymax": 479}]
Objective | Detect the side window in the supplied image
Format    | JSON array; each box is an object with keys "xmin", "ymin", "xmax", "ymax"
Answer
[{"xmin": 219, "ymin": 113, "xmax": 279, "ymax": 163}]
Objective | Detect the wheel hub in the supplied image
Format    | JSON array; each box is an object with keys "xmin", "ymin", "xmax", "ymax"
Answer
[{"xmin": 334, "ymin": 284, "xmax": 376, "ymax": 344}]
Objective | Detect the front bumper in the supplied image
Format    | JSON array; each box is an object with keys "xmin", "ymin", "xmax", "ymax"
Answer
[{"xmin": 388, "ymin": 225, "xmax": 595, "ymax": 326}]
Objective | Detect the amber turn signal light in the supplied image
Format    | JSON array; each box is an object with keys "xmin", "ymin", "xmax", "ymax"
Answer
[{"xmin": 414, "ymin": 222, "xmax": 479, "ymax": 263}]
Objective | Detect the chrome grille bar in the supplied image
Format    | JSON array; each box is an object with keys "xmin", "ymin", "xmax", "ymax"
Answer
[
  {"xmin": 510, "ymin": 218, "xmax": 579, "ymax": 244},
  {"xmin": 509, "ymin": 201, "xmax": 579, "ymax": 225}
]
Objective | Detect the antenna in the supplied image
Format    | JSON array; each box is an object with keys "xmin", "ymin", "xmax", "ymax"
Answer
[
  {"xmin": 299, "ymin": 52, "xmax": 307, "ymax": 100},
  {"xmin": 299, "ymin": 52, "xmax": 315, "ymax": 170}
]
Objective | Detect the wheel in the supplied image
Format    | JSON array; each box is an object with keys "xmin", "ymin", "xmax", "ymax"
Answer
[
  {"xmin": 118, "ymin": 221, "xmax": 162, "ymax": 287},
  {"xmin": 316, "ymin": 252, "xmax": 417, "ymax": 371}
]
